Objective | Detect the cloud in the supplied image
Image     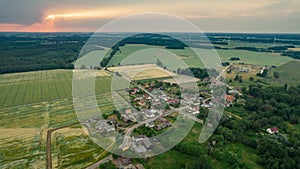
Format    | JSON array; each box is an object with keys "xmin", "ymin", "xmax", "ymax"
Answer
[{"xmin": 0, "ymin": 0, "xmax": 299, "ymax": 32}]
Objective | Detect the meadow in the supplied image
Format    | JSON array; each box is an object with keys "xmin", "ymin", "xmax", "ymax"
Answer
[
  {"xmin": 266, "ymin": 60, "xmax": 300, "ymax": 85},
  {"xmin": 106, "ymin": 44, "xmax": 294, "ymax": 70}
]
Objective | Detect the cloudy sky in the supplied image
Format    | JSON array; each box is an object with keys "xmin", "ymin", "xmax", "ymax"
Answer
[{"xmin": 0, "ymin": 0, "xmax": 299, "ymax": 32}]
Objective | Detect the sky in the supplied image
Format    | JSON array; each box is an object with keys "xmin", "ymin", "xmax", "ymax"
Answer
[{"xmin": 0, "ymin": 0, "xmax": 300, "ymax": 33}]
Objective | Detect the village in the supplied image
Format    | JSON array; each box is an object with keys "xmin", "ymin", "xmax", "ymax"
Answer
[{"xmin": 83, "ymin": 75, "xmax": 241, "ymax": 157}]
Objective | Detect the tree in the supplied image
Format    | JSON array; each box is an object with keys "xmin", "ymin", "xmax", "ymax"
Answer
[
  {"xmin": 234, "ymin": 74, "xmax": 240, "ymax": 81},
  {"xmin": 80, "ymin": 64, "xmax": 86, "ymax": 69},
  {"xmin": 273, "ymin": 71, "xmax": 280, "ymax": 79},
  {"xmin": 165, "ymin": 104, "xmax": 171, "ymax": 110},
  {"xmin": 156, "ymin": 59, "xmax": 163, "ymax": 67},
  {"xmin": 230, "ymin": 57, "xmax": 240, "ymax": 61},
  {"xmin": 239, "ymin": 76, "xmax": 243, "ymax": 83},
  {"xmin": 284, "ymin": 83, "xmax": 288, "ymax": 91},
  {"xmin": 112, "ymin": 153, "xmax": 119, "ymax": 159}
]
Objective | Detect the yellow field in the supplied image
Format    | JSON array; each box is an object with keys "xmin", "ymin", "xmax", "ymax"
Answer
[
  {"xmin": 108, "ymin": 64, "xmax": 176, "ymax": 80},
  {"xmin": 0, "ymin": 128, "xmax": 40, "ymax": 140},
  {"xmin": 288, "ymin": 48, "xmax": 300, "ymax": 51}
]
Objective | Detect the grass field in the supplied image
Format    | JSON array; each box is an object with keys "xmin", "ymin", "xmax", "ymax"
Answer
[
  {"xmin": 266, "ymin": 60, "xmax": 300, "ymax": 85},
  {"xmin": 105, "ymin": 44, "xmax": 294, "ymax": 71},
  {"xmin": 217, "ymin": 49, "xmax": 293, "ymax": 66}
]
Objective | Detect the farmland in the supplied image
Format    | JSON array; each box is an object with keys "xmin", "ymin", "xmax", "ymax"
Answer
[
  {"xmin": 106, "ymin": 44, "xmax": 294, "ymax": 70},
  {"xmin": 108, "ymin": 64, "xmax": 176, "ymax": 80},
  {"xmin": 1, "ymin": 33, "xmax": 300, "ymax": 169},
  {"xmin": 0, "ymin": 70, "xmax": 115, "ymax": 168}
]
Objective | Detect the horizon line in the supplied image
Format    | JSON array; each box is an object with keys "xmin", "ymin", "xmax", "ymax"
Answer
[{"xmin": 1, "ymin": 31, "xmax": 300, "ymax": 34}]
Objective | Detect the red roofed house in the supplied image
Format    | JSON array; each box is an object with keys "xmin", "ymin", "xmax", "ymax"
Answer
[
  {"xmin": 139, "ymin": 101, "xmax": 146, "ymax": 106},
  {"xmin": 267, "ymin": 127, "xmax": 279, "ymax": 134},
  {"xmin": 131, "ymin": 88, "xmax": 139, "ymax": 94},
  {"xmin": 225, "ymin": 94, "xmax": 234, "ymax": 103},
  {"xmin": 168, "ymin": 99, "xmax": 179, "ymax": 104}
]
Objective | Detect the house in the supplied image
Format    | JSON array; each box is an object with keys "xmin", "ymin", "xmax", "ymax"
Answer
[
  {"xmin": 144, "ymin": 111, "xmax": 155, "ymax": 118},
  {"xmin": 156, "ymin": 122, "xmax": 171, "ymax": 130},
  {"xmin": 145, "ymin": 121, "xmax": 155, "ymax": 128},
  {"xmin": 149, "ymin": 88, "xmax": 154, "ymax": 92},
  {"xmin": 267, "ymin": 127, "xmax": 279, "ymax": 134},
  {"xmin": 143, "ymin": 94, "xmax": 151, "ymax": 100},
  {"xmin": 225, "ymin": 94, "xmax": 234, "ymax": 103},
  {"xmin": 133, "ymin": 135, "xmax": 146, "ymax": 142},
  {"xmin": 121, "ymin": 114, "xmax": 131, "ymax": 123},
  {"xmin": 168, "ymin": 99, "xmax": 179, "ymax": 104},
  {"xmin": 192, "ymin": 111, "xmax": 200, "ymax": 115},
  {"xmin": 119, "ymin": 157, "xmax": 132, "ymax": 167},
  {"xmin": 135, "ymin": 144, "xmax": 147, "ymax": 153},
  {"xmin": 142, "ymin": 138, "xmax": 152, "ymax": 149},
  {"xmin": 105, "ymin": 125, "xmax": 115, "ymax": 132},
  {"xmin": 131, "ymin": 88, "xmax": 139, "ymax": 94},
  {"xmin": 138, "ymin": 101, "xmax": 146, "ymax": 106},
  {"xmin": 134, "ymin": 164, "xmax": 145, "ymax": 169},
  {"xmin": 95, "ymin": 120, "xmax": 115, "ymax": 132},
  {"xmin": 228, "ymin": 89, "xmax": 239, "ymax": 95},
  {"xmin": 125, "ymin": 109, "xmax": 132, "ymax": 114}
]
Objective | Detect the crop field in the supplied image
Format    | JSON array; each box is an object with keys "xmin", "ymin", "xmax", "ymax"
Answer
[
  {"xmin": 0, "ymin": 70, "xmax": 115, "ymax": 168},
  {"xmin": 52, "ymin": 128, "xmax": 106, "ymax": 169},
  {"xmin": 108, "ymin": 64, "xmax": 176, "ymax": 80},
  {"xmin": 106, "ymin": 44, "xmax": 294, "ymax": 70}
]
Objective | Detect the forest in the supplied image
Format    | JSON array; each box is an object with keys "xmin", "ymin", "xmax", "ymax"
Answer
[{"xmin": 0, "ymin": 33, "xmax": 88, "ymax": 74}]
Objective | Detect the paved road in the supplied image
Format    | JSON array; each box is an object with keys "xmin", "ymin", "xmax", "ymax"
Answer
[{"xmin": 216, "ymin": 65, "xmax": 242, "ymax": 96}]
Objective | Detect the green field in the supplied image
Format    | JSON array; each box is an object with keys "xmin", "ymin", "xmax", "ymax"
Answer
[
  {"xmin": 217, "ymin": 49, "xmax": 293, "ymax": 66},
  {"xmin": 0, "ymin": 70, "xmax": 115, "ymax": 168},
  {"xmin": 106, "ymin": 44, "xmax": 294, "ymax": 70},
  {"xmin": 266, "ymin": 60, "xmax": 300, "ymax": 85}
]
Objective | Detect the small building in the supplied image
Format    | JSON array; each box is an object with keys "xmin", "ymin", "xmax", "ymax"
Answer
[
  {"xmin": 145, "ymin": 121, "xmax": 155, "ymax": 128},
  {"xmin": 125, "ymin": 109, "xmax": 132, "ymax": 114},
  {"xmin": 167, "ymin": 99, "xmax": 179, "ymax": 104},
  {"xmin": 119, "ymin": 157, "xmax": 132, "ymax": 167},
  {"xmin": 135, "ymin": 144, "xmax": 147, "ymax": 153},
  {"xmin": 139, "ymin": 101, "xmax": 146, "ymax": 106},
  {"xmin": 144, "ymin": 110, "xmax": 155, "ymax": 118},
  {"xmin": 143, "ymin": 94, "xmax": 151, "ymax": 100},
  {"xmin": 133, "ymin": 135, "xmax": 146, "ymax": 142},
  {"xmin": 156, "ymin": 122, "xmax": 171, "ymax": 130},
  {"xmin": 267, "ymin": 127, "xmax": 279, "ymax": 134},
  {"xmin": 225, "ymin": 94, "xmax": 234, "ymax": 103},
  {"xmin": 142, "ymin": 138, "xmax": 152, "ymax": 149},
  {"xmin": 134, "ymin": 164, "xmax": 145, "ymax": 169}
]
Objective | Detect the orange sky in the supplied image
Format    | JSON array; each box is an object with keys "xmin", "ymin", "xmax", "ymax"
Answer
[{"xmin": 0, "ymin": 0, "xmax": 300, "ymax": 33}]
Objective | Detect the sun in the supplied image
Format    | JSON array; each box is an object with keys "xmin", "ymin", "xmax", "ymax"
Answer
[{"xmin": 46, "ymin": 15, "xmax": 57, "ymax": 20}]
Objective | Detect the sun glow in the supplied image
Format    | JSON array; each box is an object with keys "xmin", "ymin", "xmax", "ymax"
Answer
[{"xmin": 45, "ymin": 9, "xmax": 128, "ymax": 22}]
